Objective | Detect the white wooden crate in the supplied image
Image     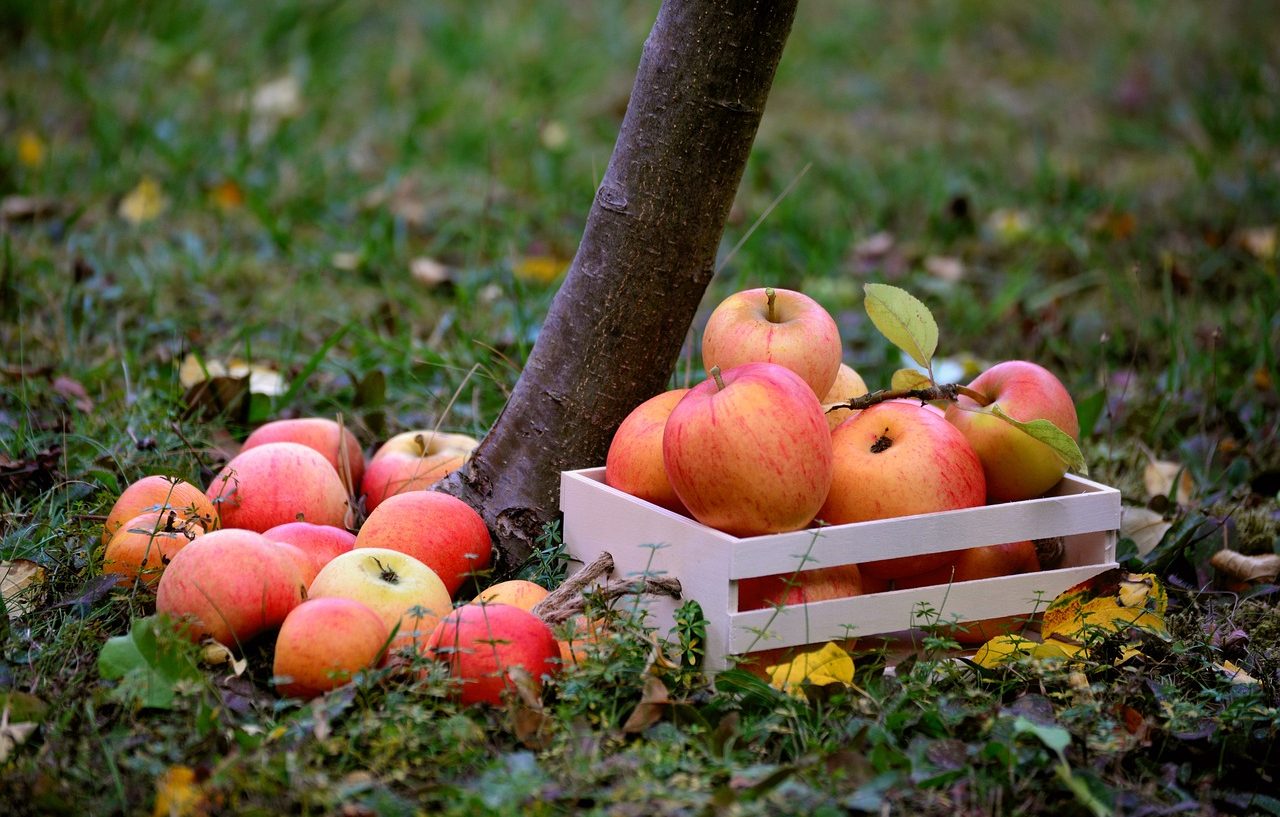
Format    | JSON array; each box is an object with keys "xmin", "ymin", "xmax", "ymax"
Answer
[{"xmin": 560, "ymin": 467, "xmax": 1121, "ymax": 671}]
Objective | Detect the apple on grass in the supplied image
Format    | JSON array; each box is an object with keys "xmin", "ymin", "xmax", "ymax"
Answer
[
  {"xmin": 821, "ymin": 401, "xmax": 986, "ymax": 581},
  {"xmin": 308, "ymin": 547, "xmax": 453, "ymax": 660},
  {"xmin": 361, "ymin": 431, "xmax": 479, "ymax": 512},
  {"xmin": 156, "ymin": 528, "xmax": 306, "ymax": 647},
  {"xmin": 474, "ymin": 580, "xmax": 549, "ymax": 612},
  {"xmin": 103, "ymin": 511, "xmax": 203, "ymax": 587},
  {"xmin": 701, "ymin": 287, "xmax": 843, "ymax": 397},
  {"xmin": 206, "ymin": 442, "xmax": 351, "ymax": 532},
  {"xmin": 604, "ymin": 388, "xmax": 690, "ymax": 514},
  {"xmin": 273, "ymin": 598, "xmax": 389, "ymax": 699},
  {"xmin": 263, "ymin": 521, "xmax": 356, "ymax": 575},
  {"xmin": 355, "ymin": 491, "xmax": 491, "ymax": 596},
  {"xmin": 242, "ymin": 417, "xmax": 365, "ymax": 492},
  {"xmin": 426, "ymin": 603, "xmax": 561, "ymax": 707},
  {"xmin": 103, "ymin": 475, "xmax": 217, "ymax": 545},
  {"xmin": 945, "ymin": 360, "xmax": 1080, "ymax": 503},
  {"xmin": 663, "ymin": 362, "xmax": 834, "ymax": 537}
]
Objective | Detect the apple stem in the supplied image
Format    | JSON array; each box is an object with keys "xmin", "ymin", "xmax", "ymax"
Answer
[
  {"xmin": 954, "ymin": 385, "xmax": 992, "ymax": 407},
  {"xmin": 826, "ymin": 382, "xmax": 992, "ymax": 414},
  {"xmin": 710, "ymin": 365, "xmax": 726, "ymax": 392},
  {"xmin": 765, "ymin": 287, "xmax": 777, "ymax": 322}
]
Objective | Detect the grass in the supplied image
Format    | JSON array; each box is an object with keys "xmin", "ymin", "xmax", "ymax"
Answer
[{"xmin": 2, "ymin": 0, "xmax": 1279, "ymax": 813}]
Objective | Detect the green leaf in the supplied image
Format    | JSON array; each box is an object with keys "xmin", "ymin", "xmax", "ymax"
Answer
[
  {"xmin": 890, "ymin": 368, "xmax": 933, "ymax": 391},
  {"xmin": 1012, "ymin": 715, "xmax": 1071, "ymax": 756},
  {"xmin": 98, "ymin": 617, "xmax": 201, "ymax": 710},
  {"xmin": 863, "ymin": 283, "xmax": 938, "ymax": 370},
  {"xmin": 989, "ymin": 405, "xmax": 1089, "ymax": 476}
]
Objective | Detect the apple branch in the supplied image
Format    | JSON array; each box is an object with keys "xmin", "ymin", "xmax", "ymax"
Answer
[{"xmin": 826, "ymin": 383, "xmax": 992, "ymax": 414}]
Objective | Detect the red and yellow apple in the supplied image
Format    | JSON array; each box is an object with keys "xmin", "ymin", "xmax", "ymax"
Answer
[
  {"xmin": 103, "ymin": 511, "xmax": 203, "ymax": 587},
  {"xmin": 663, "ymin": 362, "xmax": 834, "ymax": 537},
  {"xmin": 272, "ymin": 541, "xmax": 320, "ymax": 588},
  {"xmin": 361, "ymin": 431, "xmax": 479, "ymax": 512},
  {"xmin": 205, "ymin": 442, "xmax": 350, "ymax": 532},
  {"xmin": 103, "ymin": 475, "xmax": 217, "ymax": 545},
  {"xmin": 820, "ymin": 363, "xmax": 869, "ymax": 431},
  {"xmin": 736, "ymin": 563, "xmax": 863, "ymax": 677},
  {"xmin": 604, "ymin": 388, "xmax": 690, "ymax": 513},
  {"xmin": 262, "ymin": 521, "xmax": 356, "ymax": 574},
  {"xmin": 241, "ymin": 417, "xmax": 365, "ymax": 491},
  {"xmin": 474, "ymin": 579, "xmax": 549, "ymax": 612},
  {"xmin": 426, "ymin": 602, "xmax": 561, "ymax": 706},
  {"xmin": 156, "ymin": 528, "xmax": 306, "ymax": 646},
  {"xmin": 354, "ymin": 491, "xmax": 491, "ymax": 596},
  {"xmin": 701, "ymin": 287, "xmax": 843, "ymax": 397},
  {"xmin": 273, "ymin": 597, "xmax": 389, "ymax": 698},
  {"xmin": 945, "ymin": 360, "xmax": 1079, "ymax": 502}
]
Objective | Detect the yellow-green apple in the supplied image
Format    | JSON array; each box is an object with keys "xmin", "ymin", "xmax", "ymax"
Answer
[
  {"xmin": 156, "ymin": 528, "xmax": 306, "ymax": 646},
  {"xmin": 354, "ymin": 491, "xmax": 491, "ymax": 596},
  {"xmin": 308, "ymin": 547, "xmax": 453, "ymax": 659},
  {"xmin": 273, "ymin": 597, "xmax": 389, "ymax": 698},
  {"xmin": 736, "ymin": 564, "xmax": 863, "ymax": 677},
  {"xmin": 426, "ymin": 602, "xmax": 561, "ymax": 706},
  {"xmin": 205, "ymin": 442, "xmax": 350, "ymax": 532},
  {"xmin": 263, "ymin": 521, "xmax": 356, "ymax": 574},
  {"xmin": 103, "ymin": 511, "xmax": 204, "ymax": 587},
  {"xmin": 475, "ymin": 579, "xmax": 549, "ymax": 612},
  {"xmin": 820, "ymin": 363, "xmax": 869, "ymax": 431},
  {"xmin": 103, "ymin": 475, "xmax": 217, "ymax": 545},
  {"xmin": 701, "ymin": 287, "xmax": 843, "ymax": 397},
  {"xmin": 361, "ymin": 431, "xmax": 479, "ymax": 512},
  {"xmin": 663, "ymin": 362, "xmax": 834, "ymax": 536},
  {"xmin": 242, "ymin": 417, "xmax": 365, "ymax": 491},
  {"xmin": 821, "ymin": 401, "xmax": 985, "ymax": 580},
  {"xmin": 945, "ymin": 360, "xmax": 1079, "ymax": 502},
  {"xmin": 604, "ymin": 388, "xmax": 690, "ymax": 513}
]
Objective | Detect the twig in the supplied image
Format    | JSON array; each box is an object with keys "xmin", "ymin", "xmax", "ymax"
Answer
[
  {"xmin": 827, "ymin": 383, "xmax": 990, "ymax": 414},
  {"xmin": 532, "ymin": 551, "xmax": 683, "ymax": 625}
]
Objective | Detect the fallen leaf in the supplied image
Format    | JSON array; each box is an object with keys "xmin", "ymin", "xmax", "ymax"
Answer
[
  {"xmin": 1215, "ymin": 660, "xmax": 1259, "ymax": 685},
  {"xmin": 973, "ymin": 634, "xmax": 1036, "ymax": 669},
  {"xmin": 119, "ymin": 177, "xmax": 168, "ymax": 224},
  {"xmin": 1, "ymin": 560, "xmax": 46, "ymax": 619},
  {"xmin": 1041, "ymin": 570, "xmax": 1168, "ymax": 643},
  {"xmin": 178, "ymin": 353, "xmax": 285, "ymax": 397},
  {"xmin": 765, "ymin": 641, "xmax": 855, "ymax": 697},
  {"xmin": 153, "ymin": 765, "xmax": 206, "ymax": 817},
  {"xmin": 1120, "ymin": 506, "xmax": 1171, "ymax": 557},
  {"xmin": 1143, "ymin": 460, "xmax": 1194, "ymax": 504},
  {"xmin": 331, "ymin": 251, "xmax": 362, "ymax": 271},
  {"xmin": 52, "ymin": 375, "xmax": 93, "ymax": 412},
  {"xmin": 1, "ymin": 195, "xmax": 60, "ymax": 223},
  {"xmin": 410, "ymin": 256, "xmax": 452, "ymax": 288},
  {"xmin": 1209, "ymin": 550, "xmax": 1280, "ymax": 583},
  {"xmin": 0, "ymin": 709, "xmax": 37, "ymax": 765},
  {"xmin": 985, "ymin": 208, "xmax": 1034, "ymax": 244},
  {"xmin": 17, "ymin": 130, "xmax": 46, "ymax": 167},
  {"xmin": 208, "ymin": 179, "xmax": 244, "ymax": 212},
  {"xmin": 513, "ymin": 255, "xmax": 567, "ymax": 284},
  {"xmin": 1088, "ymin": 209, "xmax": 1137, "ymax": 241},
  {"xmin": 251, "ymin": 75, "xmax": 302, "ymax": 120},
  {"xmin": 1235, "ymin": 226, "xmax": 1276, "ymax": 260},
  {"xmin": 622, "ymin": 673, "xmax": 671, "ymax": 733},
  {"xmin": 854, "ymin": 231, "xmax": 895, "ymax": 259},
  {"xmin": 200, "ymin": 641, "xmax": 248, "ymax": 677},
  {"xmin": 924, "ymin": 255, "xmax": 965, "ymax": 283}
]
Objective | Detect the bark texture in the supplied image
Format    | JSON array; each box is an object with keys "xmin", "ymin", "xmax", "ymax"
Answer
[{"xmin": 439, "ymin": 0, "xmax": 797, "ymax": 569}]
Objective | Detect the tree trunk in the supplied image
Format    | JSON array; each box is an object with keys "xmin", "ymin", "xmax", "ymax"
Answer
[{"xmin": 439, "ymin": 0, "xmax": 797, "ymax": 570}]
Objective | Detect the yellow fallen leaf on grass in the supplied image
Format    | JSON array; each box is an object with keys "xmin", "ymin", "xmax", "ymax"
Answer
[
  {"xmin": 17, "ymin": 130, "xmax": 46, "ymax": 167},
  {"xmin": 514, "ymin": 255, "xmax": 568, "ymax": 284},
  {"xmin": 765, "ymin": 641, "xmax": 855, "ymax": 697},
  {"xmin": 1, "ymin": 560, "xmax": 46, "ymax": 619},
  {"xmin": 177, "ymin": 354, "xmax": 286, "ymax": 396},
  {"xmin": 153, "ymin": 765, "xmax": 206, "ymax": 817},
  {"xmin": 120, "ymin": 177, "xmax": 169, "ymax": 224}
]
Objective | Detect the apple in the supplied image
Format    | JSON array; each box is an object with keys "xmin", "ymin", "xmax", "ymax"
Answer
[
  {"xmin": 103, "ymin": 475, "xmax": 217, "ymax": 545},
  {"xmin": 820, "ymin": 363, "xmax": 869, "ymax": 431},
  {"xmin": 701, "ymin": 287, "xmax": 843, "ymax": 397},
  {"xmin": 821, "ymin": 401, "xmax": 986, "ymax": 580},
  {"xmin": 156, "ymin": 528, "xmax": 306, "ymax": 647},
  {"xmin": 262, "ymin": 521, "xmax": 356, "ymax": 574},
  {"xmin": 604, "ymin": 388, "xmax": 690, "ymax": 513},
  {"xmin": 308, "ymin": 547, "xmax": 453, "ymax": 659},
  {"xmin": 892, "ymin": 540, "xmax": 1040, "ymax": 590},
  {"xmin": 426, "ymin": 603, "xmax": 561, "ymax": 706},
  {"xmin": 103, "ymin": 511, "xmax": 203, "ymax": 587},
  {"xmin": 354, "ymin": 491, "xmax": 491, "ymax": 596},
  {"xmin": 663, "ymin": 363, "xmax": 833, "ymax": 536},
  {"xmin": 945, "ymin": 360, "xmax": 1080, "ymax": 502},
  {"xmin": 556, "ymin": 615, "xmax": 608, "ymax": 666},
  {"xmin": 736, "ymin": 564, "xmax": 863, "ymax": 677},
  {"xmin": 362, "ymin": 431, "xmax": 479, "ymax": 512},
  {"xmin": 241, "ymin": 417, "xmax": 365, "ymax": 491},
  {"xmin": 272, "ymin": 541, "xmax": 320, "ymax": 588},
  {"xmin": 206, "ymin": 442, "xmax": 351, "ymax": 532},
  {"xmin": 273, "ymin": 598, "xmax": 389, "ymax": 699},
  {"xmin": 474, "ymin": 579, "xmax": 549, "ymax": 612}
]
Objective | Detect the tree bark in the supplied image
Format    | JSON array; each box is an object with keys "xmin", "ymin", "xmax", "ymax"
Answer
[{"xmin": 439, "ymin": 0, "xmax": 797, "ymax": 570}]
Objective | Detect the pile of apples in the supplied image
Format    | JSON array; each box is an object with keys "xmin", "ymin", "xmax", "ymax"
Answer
[
  {"xmin": 100, "ymin": 420, "xmax": 562, "ymax": 705},
  {"xmin": 605, "ymin": 287, "xmax": 1080, "ymax": 642}
]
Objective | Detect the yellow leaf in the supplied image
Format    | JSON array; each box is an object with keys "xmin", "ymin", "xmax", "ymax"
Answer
[
  {"xmin": 973, "ymin": 635, "xmax": 1036, "ymax": 668},
  {"xmin": 177, "ymin": 353, "xmax": 285, "ymax": 397},
  {"xmin": 514, "ymin": 255, "xmax": 568, "ymax": 284},
  {"xmin": 1216, "ymin": 660, "xmax": 1259, "ymax": 685},
  {"xmin": 120, "ymin": 177, "xmax": 169, "ymax": 224},
  {"xmin": 1041, "ymin": 570, "xmax": 1168, "ymax": 643},
  {"xmin": 17, "ymin": 130, "xmax": 46, "ymax": 168},
  {"xmin": 1, "ymin": 560, "xmax": 46, "ymax": 620},
  {"xmin": 153, "ymin": 765, "xmax": 204, "ymax": 817},
  {"xmin": 765, "ymin": 641, "xmax": 855, "ymax": 697}
]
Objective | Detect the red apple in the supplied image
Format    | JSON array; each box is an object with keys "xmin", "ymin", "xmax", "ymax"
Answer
[
  {"xmin": 354, "ymin": 491, "xmax": 491, "ymax": 596},
  {"xmin": 156, "ymin": 528, "xmax": 306, "ymax": 647},
  {"xmin": 273, "ymin": 598, "xmax": 389, "ymax": 699},
  {"xmin": 737, "ymin": 564, "xmax": 863, "ymax": 677},
  {"xmin": 272, "ymin": 541, "xmax": 320, "ymax": 588},
  {"xmin": 103, "ymin": 511, "xmax": 204, "ymax": 587},
  {"xmin": 945, "ymin": 360, "xmax": 1079, "ymax": 502},
  {"xmin": 663, "ymin": 362, "xmax": 834, "ymax": 537},
  {"xmin": 820, "ymin": 363, "xmax": 869, "ymax": 431},
  {"xmin": 604, "ymin": 388, "xmax": 690, "ymax": 513},
  {"xmin": 821, "ymin": 401, "xmax": 986, "ymax": 580},
  {"xmin": 426, "ymin": 603, "xmax": 561, "ymax": 706},
  {"xmin": 242, "ymin": 417, "xmax": 365, "ymax": 491},
  {"xmin": 893, "ymin": 540, "xmax": 1041, "ymax": 590},
  {"xmin": 361, "ymin": 431, "xmax": 479, "ymax": 512},
  {"xmin": 474, "ymin": 580, "xmax": 550, "ymax": 612},
  {"xmin": 103, "ymin": 475, "xmax": 217, "ymax": 545},
  {"xmin": 701, "ymin": 287, "xmax": 843, "ymax": 397},
  {"xmin": 206, "ymin": 442, "xmax": 351, "ymax": 532},
  {"xmin": 262, "ymin": 521, "xmax": 356, "ymax": 573}
]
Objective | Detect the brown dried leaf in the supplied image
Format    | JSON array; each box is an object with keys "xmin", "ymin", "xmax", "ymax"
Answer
[
  {"xmin": 622, "ymin": 673, "xmax": 670, "ymax": 734},
  {"xmin": 52, "ymin": 375, "xmax": 93, "ymax": 413},
  {"xmin": 1, "ymin": 195, "xmax": 60, "ymax": 223},
  {"xmin": 1210, "ymin": 550, "xmax": 1280, "ymax": 583},
  {"xmin": 1120, "ymin": 507, "xmax": 1170, "ymax": 557},
  {"xmin": 1143, "ymin": 460, "xmax": 1194, "ymax": 504},
  {"xmin": 1, "ymin": 560, "xmax": 46, "ymax": 619}
]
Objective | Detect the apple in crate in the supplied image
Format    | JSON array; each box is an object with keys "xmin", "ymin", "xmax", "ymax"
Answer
[
  {"xmin": 426, "ymin": 602, "xmax": 561, "ymax": 706},
  {"xmin": 736, "ymin": 564, "xmax": 863, "ymax": 676},
  {"xmin": 206, "ymin": 442, "xmax": 350, "ymax": 532},
  {"xmin": 263, "ymin": 521, "xmax": 356, "ymax": 574},
  {"xmin": 820, "ymin": 363, "xmax": 869, "ymax": 431},
  {"xmin": 362, "ymin": 431, "xmax": 479, "ymax": 511},
  {"xmin": 701, "ymin": 287, "xmax": 843, "ymax": 397},
  {"xmin": 604, "ymin": 388, "xmax": 690, "ymax": 513},
  {"xmin": 157, "ymin": 529, "xmax": 306, "ymax": 647},
  {"xmin": 945, "ymin": 360, "xmax": 1079, "ymax": 502},
  {"xmin": 664, "ymin": 362, "xmax": 834, "ymax": 537},
  {"xmin": 273, "ymin": 597, "xmax": 389, "ymax": 699},
  {"xmin": 821, "ymin": 401, "xmax": 986, "ymax": 580},
  {"xmin": 102, "ymin": 475, "xmax": 217, "ymax": 545},
  {"xmin": 355, "ymin": 491, "xmax": 491, "ymax": 595},
  {"xmin": 242, "ymin": 417, "xmax": 365, "ymax": 489}
]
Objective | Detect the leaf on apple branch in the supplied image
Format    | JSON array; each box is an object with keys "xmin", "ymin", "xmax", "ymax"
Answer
[
  {"xmin": 890, "ymin": 368, "xmax": 933, "ymax": 391},
  {"xmin": 988, "ymin": 405, "xmax": 1088, "ymax": 476},
  {"xmin": 864, "ymin": 283, "xmax": 939, "ymax": 374}
]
